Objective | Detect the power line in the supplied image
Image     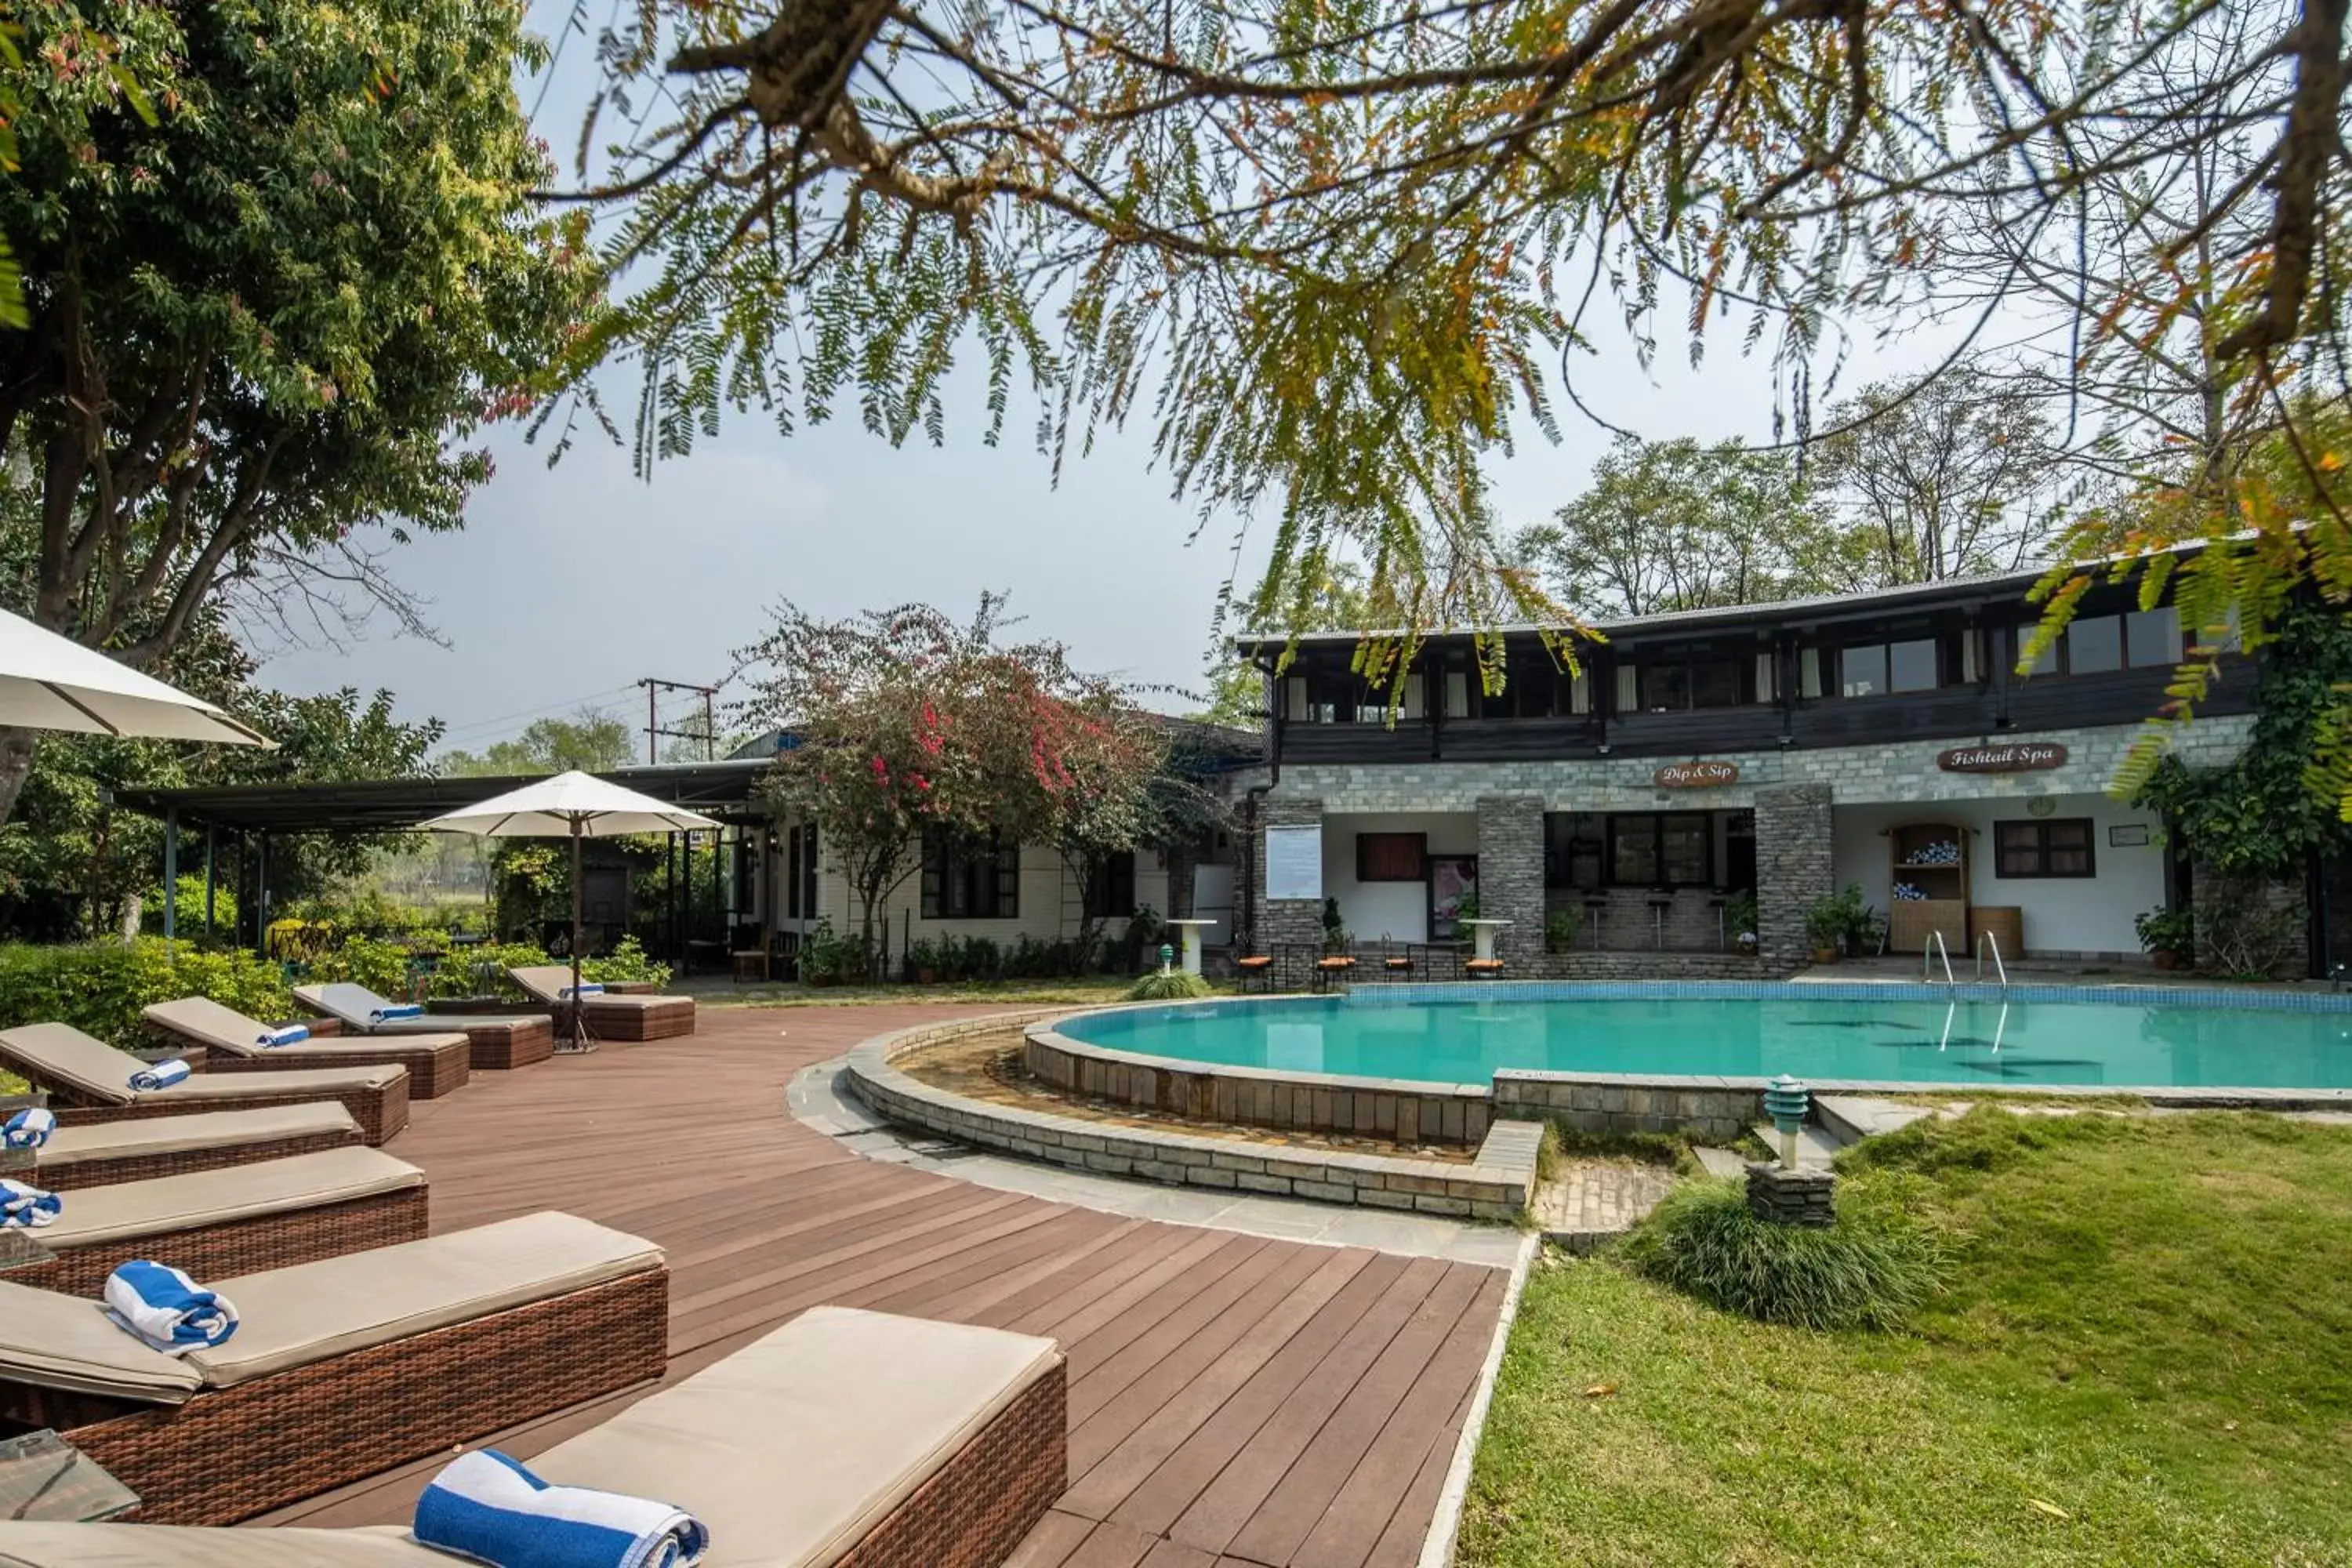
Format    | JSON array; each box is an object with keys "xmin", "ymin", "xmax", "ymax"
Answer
[{"xmin": 437, "ymin": 683, "xmax": 639, "ymax": 746}]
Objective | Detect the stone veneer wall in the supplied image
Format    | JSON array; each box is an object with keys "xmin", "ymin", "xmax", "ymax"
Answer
[
  {"xmin": 1254, "ymin": 793, "xmax": 1328, "ymax": 953},
  {"xmin": 1491, "ymin": 1072, "xmax": 1766, "ymax": 1144},
  {"xmin": 1475, "ymin": 794, "xmax": 1545, "ymax": 960},
  {"xmin": 2190, "ymin": 861, "xmax": 2311, "ymax": 978},
  {"xmin": 1025, "ymin": 1028, "xmax": 1494, "ymax": 1145},
  {"xmin": 1754, "ymin": 783, "xmax": 1832, "ymax": 971}
]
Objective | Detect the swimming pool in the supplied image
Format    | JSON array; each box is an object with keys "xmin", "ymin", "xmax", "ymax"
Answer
[{"xmin": 1052, "ymin": 984, "xmax": 2352, "ymax": 1092}]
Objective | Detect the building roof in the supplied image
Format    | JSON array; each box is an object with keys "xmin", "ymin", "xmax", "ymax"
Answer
[
  {"xmin": 111, "ymin": 760, "xmax": 778, "ymax": 836},
  {"xmin": 1232, "ymin": 557, "xmax": 2122, "ymax": 654}
]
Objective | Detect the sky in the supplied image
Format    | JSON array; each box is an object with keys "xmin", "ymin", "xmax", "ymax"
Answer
[{"xmin": 254, "ymin": 13, "xmax": 1955, "ymax": 761}]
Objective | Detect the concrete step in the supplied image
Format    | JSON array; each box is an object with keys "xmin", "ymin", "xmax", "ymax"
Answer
[
  {"xmin": 1691, "ymin": 1145, "xmax": 1750, "ymax": 1180},
  {"xmin": 1814, "ymin": 1094, "xmax": 1939, "ymax": 1145},
  {"xmin": 1753, "ymin": 1123, "xmax": 1843, "ymax": 1171}
]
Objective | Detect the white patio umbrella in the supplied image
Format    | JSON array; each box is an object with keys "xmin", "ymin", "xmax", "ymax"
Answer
[
  {"xmin": 420, "ymin": 771, "xmax": 719, "ymax": 1051},
  {"xmin": 0, "ymin": 605, "xmax": 273, "ymax": 745}
]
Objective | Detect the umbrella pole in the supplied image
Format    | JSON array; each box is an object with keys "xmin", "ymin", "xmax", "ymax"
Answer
[{"xmin": 566, "ymin": 817, "xmax": 590, "ymax": 1054}]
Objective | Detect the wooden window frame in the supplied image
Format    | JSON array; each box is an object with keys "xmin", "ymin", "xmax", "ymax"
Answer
[
  {"xmin": 920, "ymin": 829, "xmax": 1023, "ymax": 918},
  {"xmin": 1355, "ymin": 832, "xmax": 1428, "ymax": 884},
  {"xmin": 1994, "ymin": 818, "xmax": 2096, "ymax": 879}
]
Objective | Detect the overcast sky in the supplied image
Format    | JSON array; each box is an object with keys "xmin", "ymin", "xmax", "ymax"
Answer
[{"xmin": 255, "ymin": 16, "xmax": 1952, "ymax": 761}]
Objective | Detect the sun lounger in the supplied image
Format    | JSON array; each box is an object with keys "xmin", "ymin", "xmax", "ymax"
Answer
[
  {"xmin": 0, "ymin": 1211, "xmax": 668, "ymax": 1526},
  {"xmin": 143, "ymin": 997, "xmax": 472, "ymax": 1099},
  {"xmin": 0, "ymin": 1302, "xmax": 1055, "ymax": 1560},
  {"xmin": 6, "ymin": 1147, "xmax": 426, "ymax": 1298},
  {"xmin": 27, "ymin": 1103, "xmax": 363, "ymax": 1191},
  {"xmin": 510, "ymin": 964, "xmax": 698, "ymax": 1041},
  {"xmin": 0, "ymin": 1023, "xmax": 408, "ymax": 1146},
  {"xmin": 293, "ymin": 982, "xmax": 555, "ymax": 1071}
]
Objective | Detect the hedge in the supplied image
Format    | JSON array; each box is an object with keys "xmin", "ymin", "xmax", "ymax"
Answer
[{"xmin": 0, "ymin": 940, "xmax": 296, "ymax": 1050}]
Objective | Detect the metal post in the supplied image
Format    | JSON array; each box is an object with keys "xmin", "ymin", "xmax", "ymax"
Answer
[
  {"xmin": 203, "ymin": 826, "xmax": 217, "ymax": 940},
  {"xmin": 255, "ymin": 833, "xmax": 270, "ymax": 959},
  {"xmin": 162, "ymin": 808, "xmax": 179, "ymax": 947}
]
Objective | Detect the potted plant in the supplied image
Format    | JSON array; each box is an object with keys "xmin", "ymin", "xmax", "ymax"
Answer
[
  {"xmin": 1804, "ymin": 885, "xmax": 1875, "ymax": 963},
  {"xmin": 1321, "ymin": 896, "xmax": 1352, "ymax": 954},
  {"xmin": 1726, "ymin": 890, "xmax": 1759, "ymax": 956},
  {"xmin": 2135, "ymin": 906, "xmax": 2196, "ymax": 970},
  {"xmin": 1544, "ymin": 906, "xmax": 1584, "ymax": 953}
]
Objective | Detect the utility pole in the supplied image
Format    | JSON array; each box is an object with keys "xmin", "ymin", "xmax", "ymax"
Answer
[{"xmin": 637, "ymin": 677, "xmax": 719, "ymax": 765}]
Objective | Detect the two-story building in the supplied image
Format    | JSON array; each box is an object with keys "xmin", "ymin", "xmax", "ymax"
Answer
[{"xmin": 1233, "ymin": 564, "xmax": 2266, "ymax": 975}]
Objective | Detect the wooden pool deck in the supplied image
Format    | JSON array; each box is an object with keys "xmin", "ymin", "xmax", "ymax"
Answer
[{"xmin": 262, "ymin": 1003, "xmax": 1512, "ymax": 1568}]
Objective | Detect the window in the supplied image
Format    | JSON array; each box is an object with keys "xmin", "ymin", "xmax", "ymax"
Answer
[
  {"xmin": 1544, "ymin": 812, "xmax": 1604, "ymax": 890},
  {"xmin": 1607, "ymin": 812, "xmax": 1714, "ymax": 887},
  {"xmin": 920, "ymin": 829, "xmax": 1021, "ymax": 917},
  {"xmin": 785, "ymin": 823, "xmax": 818, "ymax": 918},
  {"xmin": 1995, "ymin": 818, "xmax": 2095, "ymax": 879},
  {"xmin": 1083, "ymin": 851, "xmax": 1137, "ymax": 920},
  {"xmin": 2126, "ymin": 607, "xmax": 2181, "ymax": 667},
  {"xmin": 1356, "ymin": 832, "xmax": 1427, "ymax": 883},
  {"xmin": 2067, "ymin": 616, "xmax": 2122, "ymax": 673},
  {"xmin": 1842, "ymin": 638, "xmax": 1940, "ymax": 696},
  {"xmin": 1632, "ymin": 653, "xmax": 1746, "ymax": 711}
]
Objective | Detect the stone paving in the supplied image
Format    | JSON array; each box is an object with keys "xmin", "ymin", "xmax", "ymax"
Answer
[{"xmin": 1529, "ymin": 1160, "xmax": 1681, "ymax": 1253}]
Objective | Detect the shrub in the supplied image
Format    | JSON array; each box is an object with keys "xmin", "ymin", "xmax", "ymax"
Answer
[
  {"xmin": 582, "ymin": 935, "xmax": 670, "ymax": 989},
  {"xmin": 1126, "ymin": 971, "xmax": 1215, "ymax": 1000},
  {"xmin": 0, "ymin": 939, "xmax": 294, "ymax": 1048},
  {"xmin": 1617, "ymin": 1178, "xmax": 1946, "ymax": 1332},
  {"xmin": 137, "ymin": 875, "xmax": 238, "ymax": 936}
]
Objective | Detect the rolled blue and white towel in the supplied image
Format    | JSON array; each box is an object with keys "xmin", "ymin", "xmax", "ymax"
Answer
[
  {"xmin": 559, "ymin": 983, "xmax": 605, "ymax": 1000},
  {"xmin": 0, "ymin": 1178, "xmax": 61, "ymax": 1229},
  {"xmin": 129, "ymin": 1058, "xmax": 191, "ymax": 1091},
  {"xmin": 370, "ymin": 1004, "xmax": 424, "ymax": 1024},
  {"xmin": 2, "ymin": 1107, "xmax": 56, "ymax": 1149},
  {"xmin": 103, "ymin": 1260, "xmax": 238, "ymax": 1353},
  {"xmin": 413, "ymin": 1449, "xmax": 709, "ymax": 1568},
  {"xmin": 256, "ymin": 1024, "xmax": 311, "ymax": 1048}
]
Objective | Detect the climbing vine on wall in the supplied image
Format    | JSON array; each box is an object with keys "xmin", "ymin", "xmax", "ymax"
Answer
[{"xmin": 2136, "ymin": 603, "xmax": 2352, "ymax": 877}]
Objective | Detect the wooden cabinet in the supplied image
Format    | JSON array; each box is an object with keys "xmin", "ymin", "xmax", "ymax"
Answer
[{"xmin": 1887, "ymin": 822, "xmax": 1970, "ymax": 956}]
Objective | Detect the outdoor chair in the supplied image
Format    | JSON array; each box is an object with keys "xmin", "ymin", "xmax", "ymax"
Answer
[
  {"xmin": 1312, "ymin": 953, "xmax": 1359, "ymax": 991},
  {"xmin": 292, "ymin": 982, "xmax": 555, "ymax": 1072},
  {"xmin": 1233, "ymin": 953, "xmax": 1276, "ymax": 992},
  {"xmin": 144, "ymin": 997, "xmax": 472, "ymax": 1100},
  {"xmin": 5, "ymin": 1146, "xmax": 427, "ymax": 1298},
  {"xmin": 0, "ymin": 1211, "xmax": 668, "ymax": 1526},
  {"xmin": 0, "ymin": 1302, "xmax": 1058, "ymax": 1563},
  {"xmin": 1465, "ymin": 956, "xmax": 1507, "ymax": 979},
  {"xmin": 19, "ymin": 1103, "xmax": 362, "ymax": 1192},
  {"xmin": 509, "ymin": 964, "xmax": 697, "ymax": 1042},
  {"xmin": 0, "ymin": 1023, "xmax": 408, "ymax": 1146}
]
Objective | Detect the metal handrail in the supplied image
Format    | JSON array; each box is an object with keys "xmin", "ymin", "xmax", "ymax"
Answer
[
  {"xmin": 1976, "ymin": 929, "xmax": 2009, "ymax": 989},
  {"xmin": 1924, "ymin": 928, "xmax": 1955, "ymax": 985}
]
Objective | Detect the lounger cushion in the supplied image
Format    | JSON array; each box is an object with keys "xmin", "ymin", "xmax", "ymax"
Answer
[
  {"xmin": 186, "ymin": 1211, "xmax": 663, "ymax": 1388},
  {"xmin": 41, "ymin": 1103, "xmax": 361, "ymax": 1165},
  {"xmin": 510, "ymin": 965, "xmax": 674, "ymax": 1009},
  {"xmin": 0, "ymin": 1022, "xmax": 403, "ymax": 1105},
  {"xmin": 527, "ymin": 1305, "xmax": 1062, "ymax": 1568},
  {"xmin": 0, "ymin": 1523, "xmax": 432, "ymax": 1565},
  {"xmin": 0, "ymin": 1279, "xmax": 203, "ymax": 1403},
  {"xmin": 42, "ymin": 1147, "xmax": 422, "ymax": 1249},
  {"xmin": 145, "ymin": 997, "xmax": 470, "ymax": 1062},
  {"xmin": 292, "ymin": 983, "xmax": 546, "ymax": 1034}
]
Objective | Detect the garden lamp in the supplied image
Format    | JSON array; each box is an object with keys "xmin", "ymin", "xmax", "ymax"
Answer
[{"xmin": 1763, "ymin": 1074, "xmax": 1811, "ymax": 1171}]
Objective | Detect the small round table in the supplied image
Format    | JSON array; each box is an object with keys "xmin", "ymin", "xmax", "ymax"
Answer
[{"xmin": 1458, "ymin": 919, "xmax": 1513, "ymax": 964}]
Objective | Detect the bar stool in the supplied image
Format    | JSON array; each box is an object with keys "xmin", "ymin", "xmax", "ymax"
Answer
[
  {"xmin": 1648, "ymin": 891, "xmax": 1675, "ymax": 949},
  {"xmin": 1708, "ymin": 891, "xmax": 1730, "ymax": 950},
  {"xmin": 1235, "ymin": 954, "xmax": 1274, "ymax": 992},
  {"xmin": 1583, "ymin": 895, "xmax": 1609, "ymax": 950}
]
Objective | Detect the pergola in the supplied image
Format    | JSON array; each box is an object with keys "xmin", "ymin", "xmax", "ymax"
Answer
[{"xmin": 111, "ymin": 760, "xmax": 777, "ymax": 965}]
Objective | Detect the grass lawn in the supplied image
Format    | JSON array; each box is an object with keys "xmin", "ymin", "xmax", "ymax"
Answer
[
  {"xmin": 1461, "ymin": 1109, "xmax": 2352, "ymax": 1567},
  {"xmin": 682, "ymin": 975, "xmax": 1152, "ymax": 1009}
]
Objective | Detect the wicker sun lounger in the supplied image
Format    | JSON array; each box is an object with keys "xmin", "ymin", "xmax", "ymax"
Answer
[
  {"xmin": 0, "ymin": 1211, "xmax": 669, "ymax": 1526},
  {"xmin": 7, "ymin": 1146, "xmax": 427, "ymax": 1298},
  {"xmin": 143, "ymin": 997, "xmax": 472, "ymax": 1100},
  {"xmin": 26, "ymin": 1102, "xmax": 363, "ymax": 1191},
  {"xmin": 292, "ymin": 982, "xmax": 556, "ymax": 1071},
  {"xmin": 0, "ymin": 1023, "xmax": 409, "ymax": 1146},
  {"xmin": 510, "ymin": 964, "xmax": 698, "ymax": 1041},
  {"xmin": 0, "ymin": 1303, "xmax": 1056, "ymax": 1562}
]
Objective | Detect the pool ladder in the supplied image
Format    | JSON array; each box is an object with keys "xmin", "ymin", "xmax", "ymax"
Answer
[
  {"xmin": 1923, "ymin": 929, "xmax": 1955, "ymax": 988},
  {"xmin": 1976, "ymin": 930, "xmax": 2010, "ymax": 992}
]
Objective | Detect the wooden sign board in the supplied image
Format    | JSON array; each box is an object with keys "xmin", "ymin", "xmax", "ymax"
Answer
[
  {"xmin": 1653, "ymin": 760, "xmax": 1740, "ymax": 789},
  {"xmin": 1937, "ymin": 741, "xmax": 2068, "ymax": 775}
]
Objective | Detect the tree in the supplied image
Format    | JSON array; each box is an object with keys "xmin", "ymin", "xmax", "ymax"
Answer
[
  {"xmin": 1519, "ymin": 438, "xmax": 1833, "ymax": 619},
  {"xmin": 1806, "ymin": 367, "xmax": 2065, "ymax": 592},
  {"xmin": 442, "ymin": 711, "xmax": 637, "ymax": 778},
  {"xmin": 0, "ymin": 0, "xmax": 588, "ymax": 827}
]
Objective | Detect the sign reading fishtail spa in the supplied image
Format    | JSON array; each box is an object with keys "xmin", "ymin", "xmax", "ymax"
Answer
[{"xmin": 1936, "ymin": 741, "xmax": 2069, "ymax": 774}]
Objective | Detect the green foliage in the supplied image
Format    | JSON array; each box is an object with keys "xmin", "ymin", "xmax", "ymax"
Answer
[
  {"xmin": 1726, "ymin": 890, "xmax": 1759, "ymax": 949},
  {"xmin": 1126, "ymin": 970, "xmax": 1216, "ymax": 1000},
  {"xmin": 138, "ymin": 875, "xmax": 236, "ymax": 937},
  {"xmin": 441, "ymin": 711, "xmax": 636, "ymax": 778},
  {"xmin": 0, "ymin": 939, "xmax": 292, "ymax": 1047},
  {"xmin": 1617, "ymin": 1178, "xmax": 1947, "ymax": 1333},
  {"xmin": 583, "ymin": 936, "xmax": 670, "ymax": 989},
  {"xmin": 2132, "ymin": 905, "xmax": 2195, "ymax": 956},
  {"xmin": 794, "ymin": 919, "xmax": 862, "ymax": 987},
  {"xmin": 1542, "ymin": 906, "xmax": 1582, "ymax": 953},
  {"xmin": 2134, "ymin": 601, "xmax": 2352, "ymax": 873},
  {"xmin": 1804, "ymin": 884, "xmax": 1879, "ymax": 953}
]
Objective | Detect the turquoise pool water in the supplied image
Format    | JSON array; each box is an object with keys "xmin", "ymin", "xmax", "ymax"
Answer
[{"xmin": 1055, "ymin": 989, "xmax": 2352, "ymax": 1090}]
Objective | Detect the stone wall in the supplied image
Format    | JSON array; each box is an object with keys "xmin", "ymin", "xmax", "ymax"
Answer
[
  {"xmin": 1492, "ymin": 1072, "xmax": 1767, "ymax": 1144},
  {"xmin": 2191, "ymin": 862, "xmax": 2310, "ymax": 978},
  {"xmin": 1475, "ymin": 794, "xmax": 1545, "ymax": 960},
  {"xmin": 1254, "ymin": 793, "xmax": 1327, "ymax": 953},
  {"xmin": 1754, "ymin": 783, "xmax": 1832, "ymax": 971}
]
